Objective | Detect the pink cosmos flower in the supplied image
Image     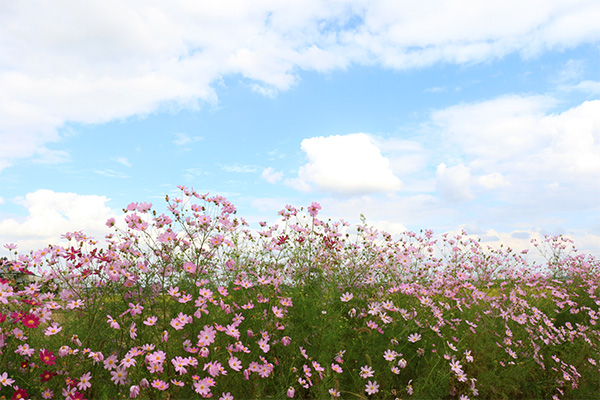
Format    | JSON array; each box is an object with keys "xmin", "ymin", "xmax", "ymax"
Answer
[
  {"xmin": 121, "ymin": 355, "xmax": 136, "ymax": 369},
  {"xmin": 58, "ymin": 345, "xmax": 71, "ymax": 357},
  {"xmin": 383, "ymin": 349, "xmax": 398, "ymax": 361},
  {"xmin": 331, "ymin": 363, "xmax": 343, "ymax": 373},
  {"xmin": 15, "ymin": 344, "xmax": 35, "ymax": 357},
  {"xmin": 307, "ymin": 202, "xmax": 321, "ymax": 217},
  {"xmin": 287, "ymin": 387, "xmax": 295, "ymax": 398},
  {"xmin": 89, "ymin": 351, "xmax": 104, "ymax": 364},
  {"xmin": 465, "ymin": 350, "xmax": 474, "ymax": 362},
  {"xmin": 143, "ymin": 316, "xmax": 157, "ymax": 326},
  {"xmin": 193, "ymin": 378, "xmax": 213, "ymax": 395},
  {"xmin": 258, "ymin": 338, "xmax": 270, "ymax": 353},
  {"xmin": 77, "ymin": 372, "xmax": 92, "ymax": 391},
  {"xmin": 359, "ymin": 365, "xmax": 374, "ymax": 379},
  {"xmin": 170, "ymin": 318, "xmax": 184, "ymax": 330},
  {"xmin": 408, "ymin": 333, "xmax": 421, "ymax": 343},
  {"xmin": 340, "ymin": 292, "xmax": 354, "ymax": 302},
  {"xmin": 106, "ymin": 315, "xmax": 120, "ymax": 329},
  {"xmin": 129, "ymin": 323, "xmax": 137, "ymax": 339},
  {"xmin": 151, "ymin": 379, "xmax": 169, "ymax": 391},
  {"xmin": 258, "ymin": 363, "xmax": 273, "ymax": 378},
  {"xmin": 182, "ymin": 261, "xmax": 197, "ymax": 274},
  {"xmin": 218, "ymin": 286, "xmax": 228, "ymax": 296},
  {"xmin": 450, "ymin": 359, "xmax": 463, "ymax": 374},
  {"xmin": 197, "ymin": 325, "xmax": 216, "ymax": 347},
  {"xmin": 129, "ymin": 385, "xmax": 140, "ymax": 398},
  {"xmin": 104, "ymin": 354, "xmax": 118, "ymax": 370},
  {"xmin": 147, "ymin": 350, "xmax": 167, "ymax": 366},
  {"xmin": 366, "ymin": 320, "xmax": 378, "ymax": 330},
  {"xmin": 129, "ymin": 303, "xmax": 143, "ymax": 316},
  {"xmin": 365, "ymin": 380, "xmax": 379, "ymax": 395},
  {"xmin": 219, "ymin": 392, "xmax": 234, "ymax": 400},
  {"xmin": 66, "ymin": 299, "xmax": 84, "ymax": 310},
  {"xmin": 272, "ymin": 306, "xmax": 285, "ymax": 318},
  {"xmin": 148, "ymin": 363, "xmax": 164, "ymax": 374},
  {"xmin": 0, "ymin": 372, "xmax": 15, "ymax": 386},
  {"xmin": 44, "ymin": 323, "xmax": 62, "ymax": 336},
  {"xmin": 228, "ymin": 356, "xmax": 242, "ymax": 371},
  {"xmin": 110, "ymin": 367, "xmax": 128, "ymax": 385},
  {"xmin": 172, "ymin": 356, "xmax": 188, "ymax": 375},
  {"xmin": 407, "ymin": 380, "xmax": 414, "ymax": 395}
]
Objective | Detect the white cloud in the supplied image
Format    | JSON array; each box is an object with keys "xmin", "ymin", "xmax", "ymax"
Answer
[
  {"xmin": 262, "ymin": 167, "xmax": 284, "ymax": 183},
  {"xmin": 222, "ymin": 164, "xmax": 258, "ymax": 173},
  {"xmin": 572, "ymin": 80, "xmax": 600, "ymax": 94},
  {"xmin": 0, "ymin": 190, "xmax": 115, "ymax": 254},
  {"xmin": 435, "ymin": 163, "xmax": 473, "ymax": 202},
  {"xmin": 432, "ymin": 97, "xmax": 600, "ymax": 186},
  {"xmin": 432, "ymin": 95, "xmax": 556, "ymax": 162},
  {"xmin": 2, "ymin": 1, "xmax": 600, "ymax": 170},
  {"xmin": 426, "ymin": 96, "xmax": 600, "ymax": 225},
  {"xmin": 114, "ymin": 157, "xmax": 132, "ymax": 167},
  {"xmin": 294, "ymin": 133, "xmax": 402, "ymax": 195},
  {"xmin": 173, "ymin": 133, "xmax": 204, "ymax": 147},
  {"xmin": 554, "ymin": 59, "xmax": 585, "ymax": 83},
  {"xmin": 478, "ymin": 172, "xmax": 509, "ymax": 189},
  {"xmin": 93, "ymin": 169, "xmax": 130, "ymax": 179}
]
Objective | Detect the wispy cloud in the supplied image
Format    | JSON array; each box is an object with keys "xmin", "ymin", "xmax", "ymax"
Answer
[
  {"xmin": 572, "ymin": 80, "xmax": 600, "ymax": 94},
  {"xmin": 93, "ymin": 169, "xmax": 130, "ymax": 179},
  {"xmin": 261, "ymin": 167, "xmax": 283, "ymax": 183},
  {"xmin": 221, "ymin": 164, "xmax": 258, "ymax": 173},
  {"xmin": 113, "ymin": 157, "xmax": 132, "ymax": 167},
  {"xmin": 173, "ymin": 133, "xmax": 204, "ymax": 147}
]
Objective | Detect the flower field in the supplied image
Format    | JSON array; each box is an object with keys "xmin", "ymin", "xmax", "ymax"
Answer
[{"xmin": 1, "ymin": 186, "xmax": 599, "ymax": 399}]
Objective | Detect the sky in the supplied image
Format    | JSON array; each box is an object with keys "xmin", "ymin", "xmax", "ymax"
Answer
[{"xmin": 1, "ymin": 0, "xmax": 600, "ymax": 260}]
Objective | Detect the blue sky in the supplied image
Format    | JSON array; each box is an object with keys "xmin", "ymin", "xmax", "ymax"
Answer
[{"xmin": 1, "ymin": 1, "xmax": 600, "ymax": 258}]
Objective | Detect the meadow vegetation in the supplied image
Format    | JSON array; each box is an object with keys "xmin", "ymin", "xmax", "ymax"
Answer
[{"xmin": 1, "ymin": 185, "xmax": 599, "ymax": 399}]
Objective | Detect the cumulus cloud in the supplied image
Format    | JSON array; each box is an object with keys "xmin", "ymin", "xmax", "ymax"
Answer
[
  {"xmin": 0, "ymin": 190, "xmax": 115, "ymax": 254},
  {"xmin": 478, "ymin": 172, "xmax": 510, "ymax": 189},
  {"xmin": 433, "ymin": 97, "xmax": 600, "ymax": 188},
  {"xmin": 2, "ymin": 1, "xmax": 600, "ymax": 170},
  {"xmin": 435, "ymin": 163, "xmax": 473, "ymax": 202},
  {"xmin": 293, "ymin": 133, "xmax": 402, "ymax": 195},
  {"xmin": 432, "ymin": 95, "xmax": 556, "ymax": 162}
]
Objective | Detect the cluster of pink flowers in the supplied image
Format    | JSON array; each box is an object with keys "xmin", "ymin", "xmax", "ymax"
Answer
[{"xmin": 0, "ymin": 186, "xmax": 599, "ymax": 399}]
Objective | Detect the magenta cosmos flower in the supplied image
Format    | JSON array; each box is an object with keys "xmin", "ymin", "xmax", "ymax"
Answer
[{"xmin": 39, "ymin": 349, "xmax": 56, "ymax": 366}]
